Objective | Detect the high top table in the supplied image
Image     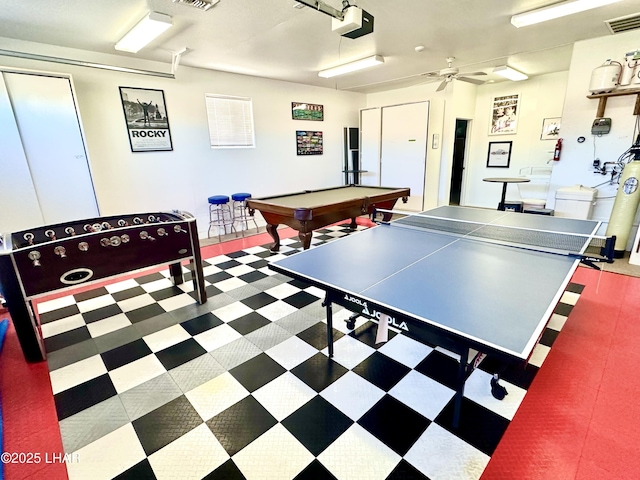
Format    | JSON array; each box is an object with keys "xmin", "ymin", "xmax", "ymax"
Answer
[{"xmin": 483, "ymin": 177, "xmax": 530, "ymax": 211}]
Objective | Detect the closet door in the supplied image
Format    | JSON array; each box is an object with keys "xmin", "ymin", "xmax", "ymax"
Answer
[
  {"xmin": 3, "ymin": 72, "xmax": 98, "ymax": 228},
  {"xmin": 0, "ymin": 74, "xmax": 44, "ymax": 232},
  {"xmin": 380, "ymin": 102, "xmax": 428, "ymax": 211},
  {"xmin": 359, "ymin": 108, "xmax": 381, "ymax": 186}
]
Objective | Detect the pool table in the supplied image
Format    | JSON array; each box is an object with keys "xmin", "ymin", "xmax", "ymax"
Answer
[{"xmin": 246, "ymin": 185, "xmax": 410, "ymax": 251}]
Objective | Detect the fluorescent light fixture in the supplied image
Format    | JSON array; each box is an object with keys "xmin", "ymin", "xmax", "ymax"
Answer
[
  {"xmin": 493, "ymin": 65, "xmax": 529, "ymax": 81},
  {"xmin": 318, "ymin": 55, "xmax": 384, "ymax": 78},
  {"xmin": 115, "ymin": 12, "xmax": 173, "ymax": 53},
  {"xmin": 511, "ymin": 0, "xmax": 623, "ymax": 28}
]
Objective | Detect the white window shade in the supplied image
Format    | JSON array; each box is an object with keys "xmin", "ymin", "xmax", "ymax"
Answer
[{"xmin": 205, "ymin": 94, "xmax": 255, "ymax": 148}]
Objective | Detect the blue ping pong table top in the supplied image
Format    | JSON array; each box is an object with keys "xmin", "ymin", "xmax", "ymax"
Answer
[{"xmin": 269, "ymin": 206, "xmax": 600, "ymax": 361}]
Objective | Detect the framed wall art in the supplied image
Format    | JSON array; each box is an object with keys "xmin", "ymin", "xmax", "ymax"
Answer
[
  {"xmin": 292, "ymin": 102, "xmax": 324, "ymax": 121},
  {"xmin": 119, "ymin": 87, "xmax": 173, "ymax": 152},
  {"xmin": 540, "ymin": 117, "xmax": 561, "ymax": 140},
  {"xmin": 489, "ymin": 94, "xmax": 520, "ymax": 135},
  {"xmin": 487, "ymin": 141, "xmax": 512, "ymax": 167},
  {"xmin": 296, "ymin": 130, "xmax": 323, "ymax": 155}
]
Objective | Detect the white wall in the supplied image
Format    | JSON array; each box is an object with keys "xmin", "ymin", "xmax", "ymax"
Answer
[
  {"xmin": 0, "ymin": 38, "xmax": 366, "ymax": 237},
  {"xmin": 6, "ymin": 31, "xmax": 640, "ymax": 246},
  {"xmin": 466, "ymin": 71, "xmax": 568, "ymax": 209},
  {"xmin": 364, "ymin": 73, "xmax": 568, "ymax": 211},
  {"xmin": 441, "ymin": 80, "xmax": 477, "ymax": 206},
  {"xmin": 548, "ymin": 29, "xmax": 640, "ymax": 227}
]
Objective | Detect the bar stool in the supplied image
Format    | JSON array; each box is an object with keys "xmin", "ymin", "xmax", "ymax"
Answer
[
  {"xmin": 231, "ymin": 192, "xmax": 258, "ymax": 237},
  {"xmin": 208, "ymin": 195, "xmax": 235, "ymax": 241}
]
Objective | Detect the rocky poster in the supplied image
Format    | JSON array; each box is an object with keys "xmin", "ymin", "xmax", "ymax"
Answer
[{"xmin": 119, "ymin": 87, "xmax": 173, "ymax": 152}]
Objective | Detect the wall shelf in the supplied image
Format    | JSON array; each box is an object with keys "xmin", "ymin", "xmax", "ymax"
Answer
[{"xmin": 587, "ymin": 87, "xmax": 640, "ymax": 118}]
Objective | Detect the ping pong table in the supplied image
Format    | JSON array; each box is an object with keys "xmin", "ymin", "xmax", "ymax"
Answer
[{"xmin": 269, "ymin": 205, "xmax": 614, "ymax": 428}]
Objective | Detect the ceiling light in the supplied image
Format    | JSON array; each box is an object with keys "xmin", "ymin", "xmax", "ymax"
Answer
[
  {"xmin": 511, "ymin": 0, "xmax": 624, "ymax": 28},
  {"xmin": 115, "ymin": 12, "xmax": 173, "ymax": 53},
  {"xmin": 318, "ymin": 55, "xmax": 384, "ymax": 78},
  {"xmin": 493, "ymin": 65, "xmax": 528, "ymax": 81}
]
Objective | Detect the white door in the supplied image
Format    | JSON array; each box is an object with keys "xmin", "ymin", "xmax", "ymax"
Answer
[
  {"xmin": 380, "ymin": 102, "xmax": 429, "ymax": 211},
  {"xmin": 1, "ymin": 71, "xmax": 99, "ymax": 231},
  {"xmin": 359, "ymin": 108, "xmax": 381, "ymax": 186},
  {"xmin": 0, "ymin": 73, "xmax": 44, "ymax": 232}
]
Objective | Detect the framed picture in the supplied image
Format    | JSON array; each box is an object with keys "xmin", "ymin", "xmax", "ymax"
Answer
[
  {"xmin": 296, "ymin": 130, "xmax": 323, "ymax": 155},
  {"xmin": 292, "ymin": 102, "xmax": 324, "ymax": 121},
  {"xmin": 487, "ymin": 141, "xmax": 512, "ymax": 167},
  {"xmin": 489, "ymin": 94, "xmax": 520, "ymax": 135},
  {"xmin": 119, "ymin": 87, "xmax": 173, "ymax": 152},
  {"xmin": 540, "ymin": 117, "xmax": 561, "ymax": 140}
]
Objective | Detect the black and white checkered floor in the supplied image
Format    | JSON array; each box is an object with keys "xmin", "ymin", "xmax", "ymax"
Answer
[{"xmin": 37, "ymin": 224, "xmax": 583, "ymax": 480}]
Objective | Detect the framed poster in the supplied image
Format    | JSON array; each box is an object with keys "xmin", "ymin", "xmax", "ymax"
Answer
[
  {"xmin": 489, "ymin": 94, "xmax": 520, "ymax": 135},
  {"xmin": 119, "ymin": 87, "xmax": 173, "ymax": 152},
  {"xmin": 540, "ymin": 117, "xmax": 561, "ymax": 140},
  {"xmin": 487, "ymin": 141, "xmax": 512, "ymax": 167},
  {"xmin": 296, "ymin": 130, "xmax": 323, "ymax": 155},
  {"xmin": 292, "ymin": 102, "xmax": 324, "ymax": 121}
]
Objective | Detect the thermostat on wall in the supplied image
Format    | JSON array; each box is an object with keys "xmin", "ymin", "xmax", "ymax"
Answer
[{"xmin": 591, "ymin": 118, "xmax": 611, "ymax": 135}]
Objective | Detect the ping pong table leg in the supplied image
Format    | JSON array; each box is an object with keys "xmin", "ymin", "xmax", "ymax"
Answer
[
  {"xmin": 323, "ymin": 294, "xmax": 334, "ymax": 358},
  {"xmin": 453, "ymin": 348, "xmax": 470, "ymax": 429}
]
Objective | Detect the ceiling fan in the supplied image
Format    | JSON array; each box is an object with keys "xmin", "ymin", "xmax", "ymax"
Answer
[{"xmin": 422, "ymin": 57, "xmax": 487, "ymax": 91}]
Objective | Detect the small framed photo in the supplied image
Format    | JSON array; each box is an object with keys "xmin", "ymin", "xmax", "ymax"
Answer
[
  {"xmin": 296, "ymin": 130, "xmax": 323, "ymax": 155},
  {"xmin": 487, "ymin": 141, "xmax": 512, "ymax": 168},
  {"xmin": 292, "ymin": 102, "xmax": 324, "ymax": 121},
  {"xmin": 489, "ymin": 94, "xmax": 519, "ymax": 135},
  {"xmin": 540, "ymin": 117, "xmax": 561, "ymax": 140}
]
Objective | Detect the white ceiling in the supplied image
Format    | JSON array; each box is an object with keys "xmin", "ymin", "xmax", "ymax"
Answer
[{"xmin": 0, "ymin": 0, "xmax": 639, "ymax": 93}]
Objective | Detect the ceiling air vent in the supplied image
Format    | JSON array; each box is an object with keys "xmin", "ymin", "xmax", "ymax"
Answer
[
  {"xmin": 605, "ymin": 13, "xmax": 640, "ymax": 34},
  {"xmin": 172, "ymin": 0, "xmax": 220, "ymax": 11}
]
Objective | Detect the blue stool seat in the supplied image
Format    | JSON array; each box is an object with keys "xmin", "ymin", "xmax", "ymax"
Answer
[
  {"xmin": 207, "ymin": 195, "xmax": 234, "ymax": 241},
  {"xmin": 231, "ymin": 192, "xmax": 252, "ymax": 202},
  {"xmin": 231, "ymin": 192, "xmax": 258, "ymax": 237},
  {"xmin": 208, "ymin": 195, "xmax": 230, "ymax": 205}
]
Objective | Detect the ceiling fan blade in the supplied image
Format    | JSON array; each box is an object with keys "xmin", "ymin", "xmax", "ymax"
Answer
[
  {"xmin": 457, "ymin": 76, "xmax": 485, "ymax": 85},
  {"xmin": 436, "ymin": 80, "xmax": 448, "ymax": 92},
  {"xmin": 422, "ymin": 72, "xmax": 441, "ymax": 78},
  {"xmin": 459, "ymin": 71, "xmax": 487, "ymax": 77}
]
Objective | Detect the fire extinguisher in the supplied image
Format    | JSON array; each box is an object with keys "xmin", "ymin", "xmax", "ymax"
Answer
[{"xmin": 553, "ymin": 138, "xmax": 563, "ymax": 161}]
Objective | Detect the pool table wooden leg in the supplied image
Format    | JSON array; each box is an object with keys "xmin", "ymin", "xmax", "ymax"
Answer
[
  {"xmin": 348, "ymin": 217, "xmax": 358, "ymax": 229},
  {"xmin": 299, "ymin": 231, "xmax": 312, "ymax": 250},
  {"xmin": 266, "ymin": 224, "xmax": 280, "ymax": 252}
]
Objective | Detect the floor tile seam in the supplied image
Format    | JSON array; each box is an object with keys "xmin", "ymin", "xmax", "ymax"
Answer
[
  {"xmin": 571, "ymin": 277, "xmax": 626, "ymax": 384},
  {"xmin": 539, "ymin": 283, "xmax": 617, "ymax": 475},
  {"xmin": 554, "ymin": 290, "xmax": 620, "ymax": 360},
  {"xmin": 609, "ymin": 277, "xmax": 640, "ymax": 339},
  {"xmin": 55, "ymin": 363, "xmax": 188, "ymax": 440},
  {"xmin": 572, "ymin": 421, "xmax": 622, "ymax": 480},
  {"xmin": 580, "ymin": 320, "xmax": 630, "ymax": 452}
]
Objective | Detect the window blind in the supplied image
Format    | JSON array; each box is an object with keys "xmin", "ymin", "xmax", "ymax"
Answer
[{"xmin": 204, "ymin": 94, "xmax": 255, "ymax": 148}]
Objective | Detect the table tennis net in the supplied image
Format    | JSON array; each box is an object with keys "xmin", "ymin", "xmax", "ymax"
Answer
[{"xmin": 392, "ymin": 214, "xmax": 615, "ymax": 262}]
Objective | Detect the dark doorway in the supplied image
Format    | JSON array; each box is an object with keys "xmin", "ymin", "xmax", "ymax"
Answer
[{"xmin": 449, "ymin": 119, "xmax": 469, "ymax": 205}]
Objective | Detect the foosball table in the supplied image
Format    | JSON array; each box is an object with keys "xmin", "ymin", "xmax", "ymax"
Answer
[{"xmin": 0, "ymin": 211, "xmax": 207, "ymax": 362}]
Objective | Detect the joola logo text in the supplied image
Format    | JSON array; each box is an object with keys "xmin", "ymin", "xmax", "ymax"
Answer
[{"xmin": 343, "ymin": 294, "xmax": 409, "ymax": 331}]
